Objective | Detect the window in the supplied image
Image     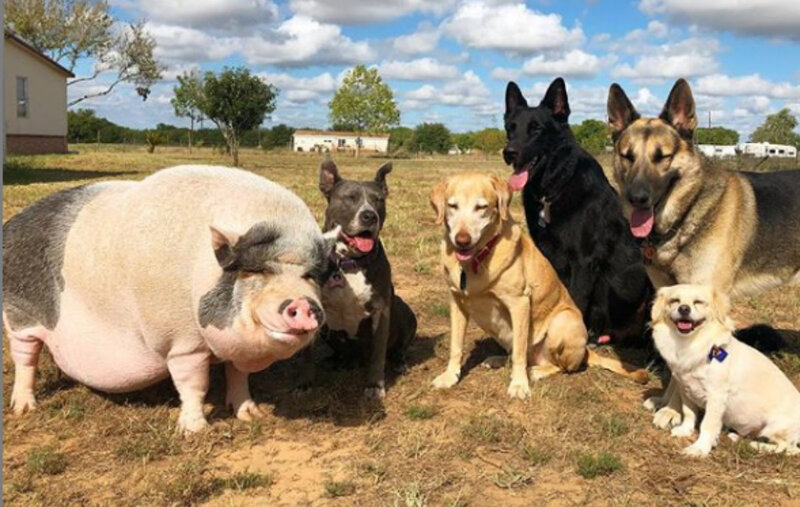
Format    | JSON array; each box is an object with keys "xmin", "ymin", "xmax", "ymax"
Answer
[
  {"xmin": 16, "ymin": 77, "xmax": 28, "ymax": 118},
  {"xmin": 338, "ymin": 138, "xmax": 346, "ymax": 148}
]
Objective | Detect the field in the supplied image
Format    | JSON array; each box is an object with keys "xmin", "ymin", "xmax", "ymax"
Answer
[{"xmin": 3, "ymin": 145, "xmax": 799, "ymax": 506}]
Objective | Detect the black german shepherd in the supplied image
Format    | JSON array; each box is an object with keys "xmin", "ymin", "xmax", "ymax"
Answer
[{"xmin": 502, "ymin": 77, "xmax": 651, "ymax": 345}]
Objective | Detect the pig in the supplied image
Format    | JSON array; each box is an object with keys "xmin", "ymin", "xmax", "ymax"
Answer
[{"xmin": 3, "ymin": 165, "xmax": 333, "ymax": 433}]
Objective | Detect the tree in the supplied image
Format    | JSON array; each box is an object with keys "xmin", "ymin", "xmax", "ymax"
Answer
[
  {"xmin": 201, "ymin": 68, "xmax": 278, "ymax": 166},
  {"xmin": 329, "ymin": 65, "xmax": 400, "ymax": 156},
  {"xmin": 750, "ymin": 108, "xmax": 800, "ymax": 148},
  {"xmin": 411, "ymin": 123, "xmax": 451, "ymax": 154},
  {"xmin": 5, "ymin": 0, "xmax": 164, "ymax": 106},
  {"xmin": 388, "ymin": 126, "xmax": 414, "ymax": 154},
  {"xmin": 452, "ymin": 132, "xmax": 475, "ymax": 154},
  {"xmin": 696, "ymin": 126, "xmax": 739, "ymax": 145},
  {"xmin": 171, "ymin": 69, "xmax": 205, "ymax": 152},
  {"xmin": 572, "ymin": 119, "xmax": 610, "ymax": 154},
  {"xmin": 262, "ymin": 124, "xmax": 295, "ymax": 150},
  {"xmin": 472, "ymin": 128, "xmax": 506, "ymax": 158}
]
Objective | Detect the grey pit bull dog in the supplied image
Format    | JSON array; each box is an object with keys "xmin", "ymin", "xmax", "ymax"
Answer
[{"xmin": 314, "ymin": 160, "xmax": 417, "ymax": 399}]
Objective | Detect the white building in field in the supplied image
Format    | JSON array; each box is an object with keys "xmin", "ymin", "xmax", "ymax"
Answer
[
  {"xmin": 292, "ymin": 130, "xmax": 389, "ymax": 153},
  {"xmin": 737, "ymin": 142, "xmax": 797, "ymax": 158},
  {"xmin": 697, "ymin": 144, "xmax": 737, "ymax": 158}
]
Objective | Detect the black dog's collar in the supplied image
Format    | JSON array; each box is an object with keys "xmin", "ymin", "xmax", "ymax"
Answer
[{"xmin": 330, "ymin": 241, "xmax": 381, "ymax": 272}]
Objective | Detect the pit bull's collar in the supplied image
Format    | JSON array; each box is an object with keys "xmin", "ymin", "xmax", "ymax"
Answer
[{"xmin": 330, "ymin": 241, "xmax": 381, "ymax": 272}]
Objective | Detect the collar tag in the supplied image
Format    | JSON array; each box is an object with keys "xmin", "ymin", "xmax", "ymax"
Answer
[
  {"xmin": 538, "ymin": 198, "xmax": 551, "ymax": 228},
  {"xmin": 641, "ymin": 240, "xmax": 656, "ymax": 265},
  {"xmin": 708, "ymin": 345, "xmax": 728, "ymax": 363}
]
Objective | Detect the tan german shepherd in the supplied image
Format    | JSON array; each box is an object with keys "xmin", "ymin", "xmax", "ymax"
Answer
[{"xmin": 607, "ymin": 78, "xmax": 800, "ymax": 429}]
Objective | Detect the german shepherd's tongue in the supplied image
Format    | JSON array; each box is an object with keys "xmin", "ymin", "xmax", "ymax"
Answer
[
  {"xmin": 343, "ymin": 232, "xmax": 375, "ymax": 253},
  {"xmin": 630, "ymin": 208, "xmax": 654, "ymax": 238},
  {"xmin": 508, "ymin": 171, "xmax": 528, "ymax": 192}
]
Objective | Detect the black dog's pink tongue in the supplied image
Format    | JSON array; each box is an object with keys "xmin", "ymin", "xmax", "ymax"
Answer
[
  {"xmin": 630, "ymin": 208, "xmax": 654, "ymax": 238},
  {"xmin": 351, "ymin": 236, "xmax": 375, "ymax": 253},
  {"xmin": 508, "ymin": 171, "xmax": 528, "ymax": 192}
]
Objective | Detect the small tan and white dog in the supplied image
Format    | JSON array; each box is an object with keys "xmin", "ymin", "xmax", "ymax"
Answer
[
  {"xmin": 429, "ymin": 173, "xmax": 648, "ymax": 398},
  {"xmin": 651, "ymin": 284, "xmax": 800, "ymax": 457}
]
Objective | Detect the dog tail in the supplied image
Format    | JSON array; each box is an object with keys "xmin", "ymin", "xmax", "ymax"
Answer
[{"xmin": 586, "ymin": 349, "xmax": 650, "ymax": 384}]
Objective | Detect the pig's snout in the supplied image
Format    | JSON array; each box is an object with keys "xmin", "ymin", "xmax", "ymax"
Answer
[{"xmin": 279, "ymin": 298, "xmax": 323, "ymax": 332}]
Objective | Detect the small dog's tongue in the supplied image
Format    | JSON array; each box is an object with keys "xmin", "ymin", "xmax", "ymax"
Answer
[
  {"xmin": 351, "ymin": 235, "xmax": 375, "ymax": 253},
  {"xmin": 508, "ymin": 171, "xmax": 528, "ymax": 192},
  {"xmin": 677, "ymin": 321, "xmax": 693, "ymax": 332},
  {"xmin": 630, "ymin": 208, "xmax": 654, "ymax": 238}
]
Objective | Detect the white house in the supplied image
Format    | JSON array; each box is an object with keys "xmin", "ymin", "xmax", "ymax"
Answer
[
  {"xmin": 737, "ymin": 142, "xmax": 797, "ymax": 158},
  {"xmin": 697, "ymin": 144, "xmax": 737, "ymax": 159},
  {"xmin": 4, "ymin": 31, "xmax": 74, "ymax": 154},
  {"xmin": 292, "ymin": 130, "xmax": 389, "ymax": 153}
]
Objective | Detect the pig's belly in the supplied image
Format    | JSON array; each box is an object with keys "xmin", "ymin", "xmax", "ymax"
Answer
[{"xmin": 48, "ymin": 302, "xmax": 169, "ymax": 393}]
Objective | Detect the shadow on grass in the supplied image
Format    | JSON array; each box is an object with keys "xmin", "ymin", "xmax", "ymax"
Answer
[{"xmin": 4, "ymin": 160, "xmax": 138, "ymax": 185}]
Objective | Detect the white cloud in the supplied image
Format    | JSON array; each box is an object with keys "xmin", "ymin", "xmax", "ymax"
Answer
[
  {"xmin": 256, "ymin": 72, "xmax": 338, "ymax": 104},
  {"xmin": 239, "ymin": 16, "xmax": 374, "ymax": 66},
  {"xmin": 393, "ymin": 23, "xmax": 440, "ymax": 54},
  {"xmin": 623, "ymin": 20, "xmax": 670, "ymax": 42},
  {"xmin": 146, "ymin": 23, "xmax": 239, "ymax": 62},
  {"xmin": 490, "ymin": 67, "xmax": 522, "ymax": 81},
  {"xmin": 441, "ymin": 1, "xmax": 584, "ymax": 54},
  {"xmin": 738, "ymin": 95, "xmax": 772, "ymax": 114},
  {"xmin": 695, "ymin": 74, "xmax": 800, "ymax": 99},
  {"xmin": 289, "ymin": 0, "xmax": 455, "ymax": 24},
  {"xmin": 138, "ymin": 0, "xmax": 278, "ymax": 30},
  {"xmin": 638, "ymin": 0, "xmax": 800, "ymax": 41},
  {"xmin": 379, "ymin": 58, "xmax": 459, "ymax": 81},
  {"xmin": 403, "ymin": 71, "xmax": 492, "ymax": 111},
  {"xmin": 611, "ymin": 38, "xmax": 720, "ymax": 83},
  {"xmin": 521, "ymin": 50, "xmax": 614, "ymax": 79}
]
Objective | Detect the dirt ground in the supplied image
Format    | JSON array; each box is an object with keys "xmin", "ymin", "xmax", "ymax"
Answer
[{"xmin": 3, "ymin": 146, "xmax": 799, "ymax": 506}]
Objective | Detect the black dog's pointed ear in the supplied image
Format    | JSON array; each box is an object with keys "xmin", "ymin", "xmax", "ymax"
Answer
[
  {"xmin": 659, "ymin": 78, "xmax": 696, "ymax": 141},
  {"xmin": 319, "ymin": 158, "xmax": 341, "ymax": 201},
  {"xmin": 607, "ymin": 83, "xmax": 640, "ymax": 138},
  {"xmin": 374, "ymin": 162, "xmax": 392, "ymax": 196},
  {"xmin": 505, "ymin": 81, "xmax": 527, "ymax": 116},
  {"xmin": 540, "ymin": 77, "xmax": 570, "ymax": 122}
]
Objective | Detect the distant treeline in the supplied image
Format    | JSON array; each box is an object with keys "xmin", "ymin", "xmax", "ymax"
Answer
[{"xmin": 68, "ymin": 109, "xmax": 296, "ymax": 150}]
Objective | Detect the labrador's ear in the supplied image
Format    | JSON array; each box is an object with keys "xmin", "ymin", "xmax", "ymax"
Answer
[
  {"xmin": 429, "ymin": 179, "xmax": 448, "ymax": 225},
  {"xmin": 711, "ymin": 287, "xmax": 734, "ymax": 329},
  {"xmin": 491, "ymin": 175, "xmax": 512, "ymax": 221},
  {"xmin": 650, "ymin": 287, "xmax": 669, "ymax": 323}
]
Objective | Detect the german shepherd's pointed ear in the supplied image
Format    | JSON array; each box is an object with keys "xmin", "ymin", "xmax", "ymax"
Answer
[
  {"xmin": 490, "ymin": 175, "xmax": 512, "ymax": 221},
  {"xmin": 607, "ymin": 83, "xmax": 640, "ymax": 138},
  {"xmin": 505, "ymin": 81, "xmax": 528, "ymax": 117},
  {"xmin": 540, "ymin": 77, "xmax": 570, "ymax": 122},
  {"xmin": 374, "ymin": 162, "xmax": 392, "ymax": 196},
  {"xmin": 429, "ymin": 178, "xmax": 448, "ymax": 225},
  {"xmin": 319, "ymin": 158, "xmax": 341, "ymax": 201},
  {"xmin": 659, "ymin": 79, "xmax": 696, "ymax": 141},
  {"xmin": 651, "ymin": 287, "xmax": 669, "ymax": 323}
]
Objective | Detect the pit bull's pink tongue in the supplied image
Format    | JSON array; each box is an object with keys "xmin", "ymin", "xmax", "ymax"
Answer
[
  {"xmin": 630, "ymin": 208, "xmax": 654, "ymax": 238},
  {"xmin": 351, "ymin": 236, "xmax": 374, "ymax": 253},
  {"xmin": 677, "ymin": 321, "xmax": 693, "ymax": 332},
  {"xmin": 508, "ymin": 171, "xmax": 528, "ymax": 192}
]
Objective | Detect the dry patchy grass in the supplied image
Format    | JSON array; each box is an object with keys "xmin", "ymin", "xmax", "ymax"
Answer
[{"xmin": 3, "ymin": 145, "xmax": 799, "ymax": 505}]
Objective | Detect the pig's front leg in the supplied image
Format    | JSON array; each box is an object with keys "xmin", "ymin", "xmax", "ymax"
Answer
[
  {"xmin": 167, "ymin": 350, "xmax": 211, "ymax": 433},
  {"xmin": 225, "ymin": 362, "xmax": 265, "ymax": 421}
]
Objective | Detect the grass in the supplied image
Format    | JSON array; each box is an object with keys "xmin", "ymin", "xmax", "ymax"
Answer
[
  {"xmin": 575, "ymin": 451, "xmax": 624, "ymax": 479},
  {"xmin": 2, "ymin": 146, "xmax": 799, "ymax": 505}
]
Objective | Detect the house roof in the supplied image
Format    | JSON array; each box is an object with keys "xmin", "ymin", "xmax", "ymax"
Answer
[
  {"xmin": 294, "ymin": 130, "xmax": 390, "ymax": 139},
  {"xmin": 5, "ymin": 31, "xmax": 75, "ymax": 78}
]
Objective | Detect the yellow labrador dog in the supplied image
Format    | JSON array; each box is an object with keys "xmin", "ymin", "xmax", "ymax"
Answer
[
  {"xmin": 430, "ymin": 173, "xmax": 648, "ymax": 398},
  {"xmin": 651, "ymin": 285, "xmax": 800, "ymax": 457}
]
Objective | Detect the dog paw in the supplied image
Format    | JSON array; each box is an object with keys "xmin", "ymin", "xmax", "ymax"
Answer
[
  {"xmin": 232, "ymin": 399, "xmax": 266, "ymax": 422},
  {"xmin": 643, "ymin": 396, "xmax": 663, "ymax": 412},
  {"xmin": 682, "ymin": 441, "xmax": 711, "ymax": 458},
  {"xmin": 364, "ymin": 386, "xmax": 386, "ymax": 400},
  {"xmin": 177, "ymin": 412, "xmax": 209, "ymax": 434},
  {"xmin": 9, "ymin": 391, "xmax": 37, "ymax": 415},
  {"xmin": 507, "ymin": 380, "xmax": 531, "ymax": 399},
  {"xmin": 670, "ymin": 423, "xmax": 695, "ymax": 438},
  {"xmin": 432, "ymin": 370, "xmax": 460, "ymax": 389},
  {"xmin": 653, "ymin": 406, "xmax": 681, "ymax": 429}
]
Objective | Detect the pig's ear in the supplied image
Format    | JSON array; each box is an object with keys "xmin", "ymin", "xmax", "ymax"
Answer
[
  {"xmin": 374, "ymin": 162, "xmax": 392, "ymax": 196},
  {"xmin": 209, "ymin": 225, "xmax": 240, "ymax": 269},
  {"xmin": 319, "ymin": 158, "xmax": 341, "ymax": 201}
]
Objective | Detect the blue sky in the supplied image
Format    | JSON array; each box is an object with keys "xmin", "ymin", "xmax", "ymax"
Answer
[{"xmin": 68, "ymin": 0, "xmax": 800, "ymax": 138}]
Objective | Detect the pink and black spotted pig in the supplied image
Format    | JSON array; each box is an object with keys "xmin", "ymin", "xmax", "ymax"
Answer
[{"xmin": 3, "ymin": 165, "xmax": 335, "ymax": 432}]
